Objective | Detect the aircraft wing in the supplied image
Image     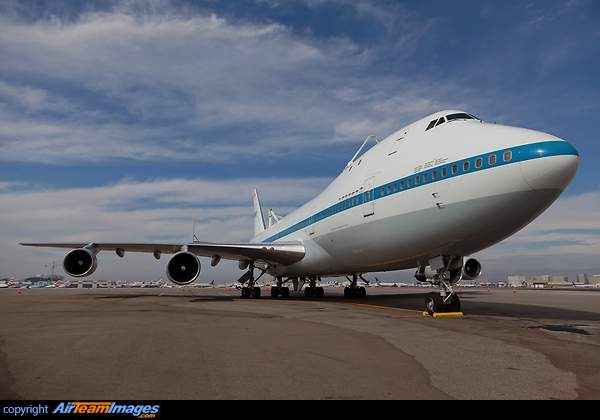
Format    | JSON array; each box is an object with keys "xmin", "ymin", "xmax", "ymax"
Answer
[{"xmin": 20, "ymin": 241, "xmax": 306, "ymax": 266}]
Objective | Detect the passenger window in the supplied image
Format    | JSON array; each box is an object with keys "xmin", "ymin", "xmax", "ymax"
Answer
[
  {"xmin": 489, "ymin": 154, "xmax": 496, "ymax": 165},
  {"xmin": 503, "ymin": 151, "xmax": 512, "ymax": 162},
  {"xmin": 393, "ymin": 183, "xmax": 397, "ymax": 192},
  {"xmin": 387, "ymin": 185, "xmax": 391, "ymax": 194},
  {"xmin": 381, "ymin": 187, "xmax": 385, "ymax": 195},
  {"xmin": 463, "ymin": 161, "xmax": 469, "ymax": 172},
  {"xmin": 407, "ymin": 178, "xmax": 412, "ymax": 188},
  {"xmin": 475, "ymin": 158, "xmax": 482, "ymax": 168},
  {"xmin": 400, "ymin": 181, "xmax": 404, "ymax": 190},
  {"xmin": 432, "ymin": 170, "xmax": 437, "ymax": 180},
  {"xmin": 451, "ymin": 164, "xmax": 458, "ymax": 175},
  {"xmin": 441, "ymin": 167, "xmax": 447, "ymax": 177},
  {"xmin": 415, "ymin": 175, "xmax": 420, "ymax": 185},
  {"xmin": 423, "ymin": 173, "xmax": 428, "ymax": 182}
]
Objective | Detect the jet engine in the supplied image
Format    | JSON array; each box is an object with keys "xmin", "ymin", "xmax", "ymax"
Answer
[
  {"xmin": 63, "ymin": 248, "xmax": 98, "ymax": 277},
  {"xmin": 463, "ymin": 258, "xmax": 482, "ymax": 280},
  {"xmin": 166, "ymin": 251, "xmax": 201, "ymax": 285}
]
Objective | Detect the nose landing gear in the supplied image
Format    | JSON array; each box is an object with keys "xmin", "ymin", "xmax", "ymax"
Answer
[{"xmin": 416, "ymin": 256, "xmax": 480, "ymax": 315}]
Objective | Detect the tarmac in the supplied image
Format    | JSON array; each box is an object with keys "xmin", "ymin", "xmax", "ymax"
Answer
[{"xmin": 1, "ymin": 286, "xmax": 599, "ymax": 400}]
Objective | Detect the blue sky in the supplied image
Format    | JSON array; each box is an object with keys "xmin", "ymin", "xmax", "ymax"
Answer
[{"xmin": 1, "ymin": 0, "xmax": 599, "ymax": 283}]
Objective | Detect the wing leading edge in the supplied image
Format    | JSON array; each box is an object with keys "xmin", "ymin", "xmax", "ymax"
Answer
[{"xmin": 20, "ymin": 241, "xmax": 306, "ymax": 266}]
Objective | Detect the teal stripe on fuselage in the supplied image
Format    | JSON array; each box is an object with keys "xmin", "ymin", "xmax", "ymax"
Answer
[{"xmin": 261, "ymin": 141, "xmax": 578, "ymax": 243}]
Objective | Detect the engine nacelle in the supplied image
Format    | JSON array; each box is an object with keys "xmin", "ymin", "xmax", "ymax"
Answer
[
  {"xmin": 63, "ymin": 248, "xmax": 98, "ymax": 277},
  {"xmin": 166, "ymin": 251, "xmax": 201, "ymax": 285},
  {"xmin": 463, "ymin": 258, "xmax": 482, "ymax": 280}
]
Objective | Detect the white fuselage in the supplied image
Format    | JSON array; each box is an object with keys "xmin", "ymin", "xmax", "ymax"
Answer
[{"xmin": 251, "ymin": 110, "xmax": 579, "ymax": 279}]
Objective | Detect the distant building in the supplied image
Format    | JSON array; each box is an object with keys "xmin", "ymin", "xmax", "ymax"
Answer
[
  {"xmin": 588, "ymin": 275, "xmax": 600, "ymax": 286},
  {"xmin": 530, "ymin": 275, "xmax": 569, "ymax": 286},
  {"xmin": 508, "ymin": 275, "xmax": 526, "ymax": 286}
]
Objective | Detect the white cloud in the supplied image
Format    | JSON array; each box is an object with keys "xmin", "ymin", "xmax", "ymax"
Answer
[
  {"xmin": 0, "ymin": 8, "xmax": 452, "ymax": 164},
  {"xmin": 0, "ymin": 176, "xmax": 329, "ymax": 281}
]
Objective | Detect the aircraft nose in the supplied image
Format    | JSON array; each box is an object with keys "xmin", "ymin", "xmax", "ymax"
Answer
[{"xmin": 520, "ymin": 139, "xmax": 579, "ymax": 196}]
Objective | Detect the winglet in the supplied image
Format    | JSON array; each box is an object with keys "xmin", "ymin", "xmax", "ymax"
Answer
[{"xmin": 253, "ymin": 189, "xmax": 265, "ymax": 235}]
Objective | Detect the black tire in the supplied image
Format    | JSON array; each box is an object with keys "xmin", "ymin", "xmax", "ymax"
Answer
[
  {"xmin": 425, "ymin": 292, "xmax": 443, "ymax": 315},
  {"xmin": 448, "ymin": 294, "xmax": 461, "ymax": 312}
]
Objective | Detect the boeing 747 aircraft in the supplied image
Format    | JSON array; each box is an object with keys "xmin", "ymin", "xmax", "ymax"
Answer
[{"xmin": 22, "ymin": 110, "xmax": 579, "ymax": 314}]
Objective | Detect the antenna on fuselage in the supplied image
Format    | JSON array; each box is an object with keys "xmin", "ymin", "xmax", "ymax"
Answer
[
  {"xmin": 346, "ymin": 135, "xmax": 378, "ymax": 169},
  {"xmin": 192, "ymin": 221, "xmax": 200, "ymax": 243}
]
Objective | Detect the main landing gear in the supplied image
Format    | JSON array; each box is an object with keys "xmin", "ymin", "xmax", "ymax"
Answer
[
  {"xmin": 236, "ymin": 267, "xmax": 370, "ymax": 300},
  {"xmin": 270, "ymin": 276, "xmax": 290, "ymax": 298},
  {"xmin": 237, "ymin": 262, "xmax": 292, "ymax": 299},
  {"xmin": 238, "ymin": 261, "xmax": 268, "ymax": 299},
  {"xmin": 343, "ymin": 274, "xmax": 368, "ymax": 298},
  {"xmin": 302, "ymin": 277, "xmax": 324, "ymax": 298}
]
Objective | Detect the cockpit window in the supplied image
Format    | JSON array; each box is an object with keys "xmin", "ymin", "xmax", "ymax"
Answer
[
  {"xmin": 446, "ymin": 113, "xmax": 478, "ymax": 122},
  {"xmin": 426, "ymin": 112, "xmax": 479, "ymax": 131}
]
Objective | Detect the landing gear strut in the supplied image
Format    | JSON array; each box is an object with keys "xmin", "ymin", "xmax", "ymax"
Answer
[
  {"xmin": 270, "ymin": 276, "xmax": 290, "ymax": 298},
  {"xmin": 303, "ymin": 277, "xmax": 324, "ymax": 298},
  {"xmin": 344, "ymin": 274, "xmax": 367, "ymax": 298},
  {"xmin": 239, "ymin": 261, "xmax": 271, "ymax": 299}
]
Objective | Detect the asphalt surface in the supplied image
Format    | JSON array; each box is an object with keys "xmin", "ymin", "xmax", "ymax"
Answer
[{"xmin": 1, "ymin": 286, "xmax": 599, "ymax": 400}]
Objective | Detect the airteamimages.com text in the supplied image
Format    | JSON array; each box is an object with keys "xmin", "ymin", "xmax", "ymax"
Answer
[{"xmin": 3, "ymin": 402, "xmax": 161, "ymax": 418}]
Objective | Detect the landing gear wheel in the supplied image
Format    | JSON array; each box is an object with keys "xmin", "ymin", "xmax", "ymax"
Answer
[
  {"xmin": 425, "ymin": 292, "xmax": 443, "ymax": 315},
  {"xmin": 304, "ymin": 286, "xmax": 324, "ymax": 298},
  {"xmin": 344, "ymin": 286, "xmax": 366, "ymax": 298},
  {"xmin": 448, "ymin": 293, "xmax": 461, "ymax": 312},
  {"xmin": 270, "ymin": 285, "xmax": 289, "ymax": 298},
  {"xmin": 241, "ymin": 286, "xmax": 261, "ymax": 299}
]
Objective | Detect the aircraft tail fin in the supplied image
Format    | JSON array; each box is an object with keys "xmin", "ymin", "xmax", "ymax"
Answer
[{"xmin": 253, "ymin": 189, "xmax": 266, "ymax": 235}]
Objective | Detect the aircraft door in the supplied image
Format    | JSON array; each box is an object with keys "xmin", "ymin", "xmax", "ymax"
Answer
[
  {"xmin": 363, "ymin": 177, "xmax": 375, "ymax": 217},
  {"xmin": 307, "ymin": 206, "xmax": 315, "ymax": 235},
  {"xmin": 388, "ymin": 129, "xmax": 408, "ymax": 155}
]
